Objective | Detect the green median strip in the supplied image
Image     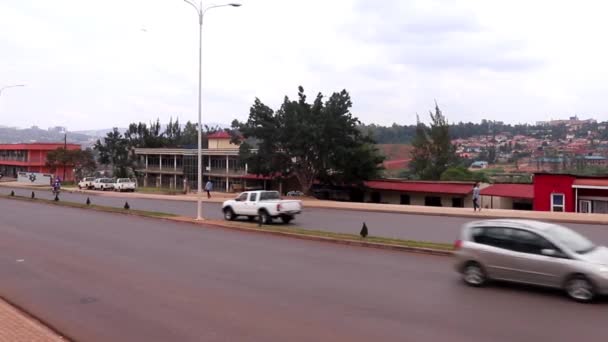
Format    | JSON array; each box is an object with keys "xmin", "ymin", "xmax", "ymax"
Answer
[
  {"xmin": 211, "ymin": 220, "xmax": 454, "ymax": 251},
  {"xmin": 2, "ymin": 194, "xmax": 452, "ymax": 252},
  {"xmin": 1, "ymin": 194, "xmax": 177, "ymax": 218}
]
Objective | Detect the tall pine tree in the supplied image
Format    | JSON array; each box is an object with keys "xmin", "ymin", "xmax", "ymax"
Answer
[{"xmin": 409, "ymin": 103, "xmax": 457, "ymax": 180}]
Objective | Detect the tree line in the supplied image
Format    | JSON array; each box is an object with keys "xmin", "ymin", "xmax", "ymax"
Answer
[
  {"xmin": 363, "ymin": 119, "xmax": 607, "ymax": 144},
  {"xmin": 93, "ymin": 118, "xmax": 226, "ymax": 178}
]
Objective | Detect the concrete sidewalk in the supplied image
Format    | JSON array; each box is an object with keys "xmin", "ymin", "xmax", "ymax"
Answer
[
  {"xmin": 2, "ymin": 181, "xmax": 607, "ymax": 224},
  {"xmin": 0, "ymin": 298, "xmax": 65, "ymax": 341}
]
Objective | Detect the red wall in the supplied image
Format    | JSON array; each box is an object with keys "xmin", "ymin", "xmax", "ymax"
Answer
[
  {"xmin": 0, "ymin": 144, "xmax": 81, "ymax": 181},
  {"xmin": 533, "ymin": 174, "xmax": 576, "ymax": 212}
]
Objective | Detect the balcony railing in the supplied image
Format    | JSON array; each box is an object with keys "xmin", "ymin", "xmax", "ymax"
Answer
[{"xmin": 139, "ymin": 166, "xmax": 248, "ymax": 176}]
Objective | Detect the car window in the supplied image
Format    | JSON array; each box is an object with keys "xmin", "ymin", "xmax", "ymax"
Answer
[
  {"xmin": 472, "ymin": 227, "xmax": 514, "ymax": 250},
  {"xmin": 249, "ymin": 193, "xmax": 258, "ymax": 201},
  {"xmin": 259, "ymin": 191, "xmax": 280, "ymax": 200},
  {"xmin": 545, "ymin": 224, "xmax": 595, "ymax": 254},
  {"xmin": 237, "ymin": 193, "xmax": 248, "ymax": 201},
  {"xmin": 510, "ymin": 229, "xmax": 556, "ymax": 255}
]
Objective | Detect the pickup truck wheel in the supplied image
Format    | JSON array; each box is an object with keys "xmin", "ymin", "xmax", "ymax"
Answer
[
  {"xmin": 259, "ymin": 210, "xmax": 272, "ymax": 224},
  {"xmin": 247, "ymin": 216, "xmax": 255, "ymax": 221},
  {"xmin": 281, "ymin": 215, "xmax": 293, "ymax": 224},
  {"xmin": 223, "ymin": 208, "xmax": 236, "ymax": 221}
]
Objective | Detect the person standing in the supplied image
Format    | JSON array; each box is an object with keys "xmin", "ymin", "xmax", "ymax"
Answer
[
  {"xmin": 472, "ymin": 183, "xmax": 481, "ymax": 212},
  {"xmin": 204, "ymin": 180, "xmax": 213, "ymax": 199}
]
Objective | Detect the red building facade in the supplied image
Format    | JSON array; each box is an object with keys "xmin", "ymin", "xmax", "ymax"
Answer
[
  {"xmin": 0, "ymin": 143, "xmax": 81, "ymax": 181},
  {"xmin": 533, "ymin": 173, "xmax": 608, "ymax": 214}
]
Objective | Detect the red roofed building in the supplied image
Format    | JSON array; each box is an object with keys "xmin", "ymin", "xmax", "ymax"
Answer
[
  {"xmin": 363, "ymin": 179, "xmax": 477, "ymax": 207},
  {"xmin": 0, "ymin": 143, "xmax": 81, "ymax": 181},
  {"xmin": 479, "ymin": 183, "xmax": 534, "ymax": 210},
  {"xmin": 534, "ymin": 173, "xmax": 608, "ymax": 214}
]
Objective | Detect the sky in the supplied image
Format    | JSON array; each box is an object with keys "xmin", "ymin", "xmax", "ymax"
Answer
[{"xmin": 1, "ymin": 0, "xmax": 607, "ymax": 130}]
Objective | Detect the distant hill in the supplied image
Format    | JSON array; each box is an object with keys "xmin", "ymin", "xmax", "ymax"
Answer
[
  {"xmin": 0, "ymin": 127, "xmax": 93, "ymax": 145},
  {"xmin": 72, "ymin": 128, "xmax": 127, "ymax": 137}
]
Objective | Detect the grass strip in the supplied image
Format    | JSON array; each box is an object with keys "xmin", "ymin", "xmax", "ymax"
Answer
[
  {"xmin": 1, "ymin": 194, "xmax": 177, "ymax": 218},
  {"xmin": 214, "ymin": 220, "xmax": 454, "ymax": 251}
]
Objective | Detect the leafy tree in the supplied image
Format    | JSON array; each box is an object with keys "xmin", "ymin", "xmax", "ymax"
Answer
[
  {"xmin": 233, "ymin": 86, "xmax": 384, "ymax": 194},
  {"xmin": 440, "ymin": 166, "xmax": 489, "ymax": 183},
  {"xmin": 409, "ymin": 103, "xmax": 458, "ymax": 180},
  {"xmin": 45, "ymin": 148, "xmax": 71, "ymax": 174},
  {"xmin": 71, "ymin": 149, "xmax": 97, "ymax": 180},
  {"xmin": 46, "ymin": 148, "xmax": 97, "ymax": 180},
  {"xmin": 94, "ymin": 128, "xmax": 132, "ymax": 178}
]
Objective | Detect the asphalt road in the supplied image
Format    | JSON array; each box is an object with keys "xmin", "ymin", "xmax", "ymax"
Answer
[
  {"xmin": 0, "ymin": 198, "xmax": 606, "ymax": 341},
  {"xmin": 2, "ymin": 187, "xmax": 608, "ymax": 246}
]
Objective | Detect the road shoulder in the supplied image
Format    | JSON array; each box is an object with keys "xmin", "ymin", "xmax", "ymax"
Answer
[{"xmin": 0, "ymin": 297, "xmax": 66, "ymax": 342}]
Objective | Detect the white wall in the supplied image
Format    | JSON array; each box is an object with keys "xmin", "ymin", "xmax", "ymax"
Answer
[{"xmin": 17, "ymin": 172, "xmax": 52, "ymax": 185}]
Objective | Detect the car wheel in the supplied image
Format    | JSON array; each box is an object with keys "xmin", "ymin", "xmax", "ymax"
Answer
[
  {"xmin": 565, "ymin": 275, "xmax": 595, "ymax": 303},
  {"xmin": 223, "ymin": 208, "xmax": 236, "ymax": 221},
  {"xmin": 259, "ymin": 210, "xmax": 272, "ymax": 224},
  {"xmin": 247, "ymin": 216, "xmax": 255, "ymax": 221},
  {"xmin": 281, "ymin": 215, "xmax": 293, "ymax": 224},
  {"xmin": 462, "ymin": 262, "xmax": 487, "ymax": 287}
]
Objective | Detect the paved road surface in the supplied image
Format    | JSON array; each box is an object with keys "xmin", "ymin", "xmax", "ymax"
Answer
[
  {"xmin": 0, "ymin": 198, "xmax": 606, "ymax": 341},
  {"xmin": 2, "ymin": 187, "xmax": 608, "ymax": 245}
]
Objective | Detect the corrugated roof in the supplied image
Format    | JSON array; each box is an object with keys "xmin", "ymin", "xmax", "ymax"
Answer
[
  {"xmin": 364, "ymin": 180, "xmax": 474, "ymax": 195},
  {"xmin": 480, "ymin": 184, "xmax": 534, "ymax": 199},
  {"xmin": 207, "ymin": 131, "xmax": 231, "ymax": 139},
  {"xmin": 573, "ymin": 179, "xmax": 608, "ymax": 189}
]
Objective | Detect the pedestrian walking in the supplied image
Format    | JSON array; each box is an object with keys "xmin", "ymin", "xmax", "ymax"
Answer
[
  {"xmin": 472, "ymin": 182, "xmax": 481, "ymax": 212},
  {"xmin": 204, "ymin": 180, "xmax": 213, "ymax": 198}
]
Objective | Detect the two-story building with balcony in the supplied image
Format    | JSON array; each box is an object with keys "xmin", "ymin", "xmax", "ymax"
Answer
[
  {"xmin": 0, "ymin": 143, "xmax": 81, "ymax": 181},
  {"xmin": 134, "ymin": 131, "xmax": 277, "ymax": 192}
]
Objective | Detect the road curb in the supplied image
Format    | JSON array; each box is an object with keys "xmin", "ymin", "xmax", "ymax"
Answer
[
  {"xmin": 0, "ymin": 294, "xmax": 72, "ymax": 341},
  {"xmin": 168, "ymin": 217, "xmax": 454, "ymax": 257}
]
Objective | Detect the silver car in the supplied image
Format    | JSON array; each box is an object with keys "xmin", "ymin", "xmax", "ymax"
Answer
[{"xmin": 454, "ymin": 219, "xmax": 608, "ymax": 303}]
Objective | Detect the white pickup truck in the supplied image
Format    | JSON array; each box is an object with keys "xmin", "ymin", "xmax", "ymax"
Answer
[
  {"xmin": 114, "ymin": 178, "xmax": 136, "ymax": 192},
  {"xmin": 222, "ymin": 190, "xmax": 302, "ymax": 224},
  {"xmin": 78, "ymin": 177, "xmax": 96, "ymax": 190}
]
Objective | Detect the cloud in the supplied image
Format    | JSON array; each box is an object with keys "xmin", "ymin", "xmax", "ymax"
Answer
[{"xmin": 0, "ymin": 0, "xmax": 607, "ymax": 131}]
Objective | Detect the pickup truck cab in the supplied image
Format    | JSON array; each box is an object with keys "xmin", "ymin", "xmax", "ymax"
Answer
[
  {"xmin": 93, "ymin": 178, "xmax": 115, "ymax": 191},
  {"xmin": 114, "ymin": 178, "xmax": 136, "ymax": 192},
  {"xmin": 222, "ymin": 190, "xmax": 302, "ymax": 224},
  {"xmin": 78, "ymin": 177, "xmax": 96, "ymax": 190}
]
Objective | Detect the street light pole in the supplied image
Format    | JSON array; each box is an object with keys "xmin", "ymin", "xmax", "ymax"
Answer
[
  {"xmin": 183, "ymin": 1, "xmax": 241, "ymax": 220},
  {"xmin": 0, "ymin": 84, "xmax": 25, "ymax": 98}
]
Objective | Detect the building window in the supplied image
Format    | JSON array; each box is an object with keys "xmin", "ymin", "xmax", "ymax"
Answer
[
  {"xmin": 579, "ymin": 200, "xmax": 592, "ymax": 214},
  {"xmin": 452, "ymin": 197, "xmax": 464, "ymax": 208},
  {"xmin": 400, "ymin": 194, "xmax": 410, "ymax": 205},
  {"xmin": 425, "ymin": 196, "xmax": 442, "ymax": 207},
  {"xmin": 370, "ymin": 192, "xmax": 381, "ymax": 203},
  {"xmin": 551, "ymin": 193, "xmax": 565, "ymax": 212}
]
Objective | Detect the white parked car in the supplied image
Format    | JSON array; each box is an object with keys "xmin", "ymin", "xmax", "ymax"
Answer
[
  {"xmin": 93, "ymin": 178, "xmax": 115, "ymax": 191},
  {"xmin": 114, "ymin": 178, "xmax": 136, "ymax": 192},
  {"xmin": 78, "ymin": 177, "xmax": 96, "ymax": 190},
  {"xmin": 222, "ymin": 190, "xmax": 302, "ymax": 224}
]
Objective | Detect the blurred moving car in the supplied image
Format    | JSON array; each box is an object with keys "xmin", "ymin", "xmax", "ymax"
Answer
[
  {"xmin": 114, "ymin": 178, "xmax": 136, "ymax": 192},
  {"xmin": 92, "ymin": 178, "xmax": 115, "ymax": 191},
  {"xmin": 78, "ymin": 177, "xmax": 96, "ymax": 189},
  {"xmin": 454, "ymin": 219, "xmax": 608, "ymax": 303}
]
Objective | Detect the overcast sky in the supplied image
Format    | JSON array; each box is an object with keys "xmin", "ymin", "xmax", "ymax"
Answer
[{"xmin": 1, "ymin": 0, "xmax": 607, "ymax": 130}]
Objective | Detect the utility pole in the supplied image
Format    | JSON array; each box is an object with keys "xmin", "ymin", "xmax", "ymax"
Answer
[{"xmin": 63, "ymin": 133, "xmax": 67, "ymax": 181}]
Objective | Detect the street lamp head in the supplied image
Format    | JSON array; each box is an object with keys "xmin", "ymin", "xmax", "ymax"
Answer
[{"xmin": 229, "ymin": 3, "xmax": 242, "ymax": 7}]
